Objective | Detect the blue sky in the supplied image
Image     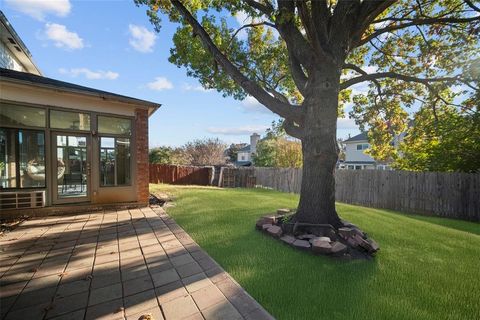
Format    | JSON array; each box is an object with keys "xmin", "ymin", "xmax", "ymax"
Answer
[{"xmin": 2, "ymin": 0, "xmax": 360, "ymax": 147}]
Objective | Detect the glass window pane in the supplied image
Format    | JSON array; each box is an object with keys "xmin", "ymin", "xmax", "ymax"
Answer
[
  {"xmin": 50, "ymin": 110, "xmax": 90, "ymax": 130},
  {"xmin": 19, "ymin": 130, "xmax": 45, "ymax": 188},
  {"xmin": 66, "ymin": 136, "xmax": 86, "ymax": 147},
  {"xmin": 100, "ymin": 149, "xmax": 115, "ymax": 186},
  {"xmin": 0, "ymin": 128, "xmax": 17, "ymax": 188},
  {"xmin": 98, "ymin": 116, "xmax": 131, "ymax": 135},
  {"xmin": 0, "ymin": 103, "xmax": 46, "ymax": 128},
  {"xmin": 57, "ymin": 135, "xmax": 67, "ymax": 146},
  {"xmin": 116, "ymin": 138, "xmax": 130, "ymax": 185},
  {"xmin": 101, "ymin": 137, "xmax": 115, "ymax": 148}
]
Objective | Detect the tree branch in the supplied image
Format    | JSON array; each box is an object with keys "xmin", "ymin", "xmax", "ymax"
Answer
[
  {"xmin": 465, "ymin": 0, "xmax": 480, "ymax": 12},
  {"xmin": 288, "ymin": 53, "xmax": 308, "ymax": 96},
  {"xmin": 343, "ymin": 63, "xmax": 384, "ymax": 103},
  {"xmin": 311, "ymin": 0, "xmax": 330, "ymax": 48},
  {"xmin": 243, "ymin": 0, "xmax": 274, "ymax": 17},
  {"xmin": 340, "ymin": 71, "xmax": 460, "ymax": 90},
  {"xmin": 170, "ymin": 0, "xmax": 303, "ymax": 123},
  {"xmin": 276, "ymin": 1, "xmax": 316, "ymax": 67},
  {"xmin": 283, "ymin": 119, "xmax": 304, "ymax": 139},
  {"xmin": 357, "ymin": 15, "xmax": 480, "ymax": 46},
  {"xmin": 227, "ymin": 21, "xmax": 275, "ymax": 50}
]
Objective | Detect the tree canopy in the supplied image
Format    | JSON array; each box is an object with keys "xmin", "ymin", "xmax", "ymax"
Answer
[{"xmin": 136, "ymin": 0, "xmax": 479, "ymax": 140}]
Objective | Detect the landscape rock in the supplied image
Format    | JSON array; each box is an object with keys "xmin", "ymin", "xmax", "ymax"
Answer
[
  {"xmin": 355, "ymin": 236, "xmax": 379, "ymax": 253},
  {"xmin": 256, "ymin": 218, "xmax": 271, "ymax": 230},
  {"xmin": 316, "ymin": 236, "xmax": 331, "ymax": 242},
  {"xmin": 309, "ymin": 236, "xmax": 331, "ymax": 244},
  {"xmin": 262, "ymin": 224, "xmax": 273, "ymax": 231},
  {"xmin": 292, "ymin": 239, "xmax": 311, "ymax": 249},
  {"xmin": 351, "ymin": 227, "xmax": 365, "ymax": 238},
  {"xmin": 311, "ymin": 238, "xmax": 332, "ymax": 254},
  {"xmin": 297, "ymin": 234, "xmax": 316, "ymax": 240},
  {"xmin": 330, "ymin": 241, "xmax": 348, "ymax": 254},
  {"xmin": 367, "ymin": 239, "xmax": 380, "ymax": 252},
  {"xmin": 277, "ymin": 208, "xmax": 291, "ymax": 215},
  {"xmin": 338, "ymin": 227, "xmax": 355, "ymax": 239},
  {"xmin": 341, "ymin": 220, "xmax": 358, "ymax": 229},
  {"xmin": 267, "ymin": 225, "xmax": 283, "ymax": 238},
  {"xmin": 326, "ymin": 229, "xmax": 338, "ymax": 241},
  {"xmin": 346, "ymin": 236, "xmax": 358, "ymax": 248},
  {"xmin": 261, "ymin": 215, "xmax": 277, "ymax": 224},
  {"xmin": 280, "ymin": 235, "xmax": 296, "ymax": 244}
]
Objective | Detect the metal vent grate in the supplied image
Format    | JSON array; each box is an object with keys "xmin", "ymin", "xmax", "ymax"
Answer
[{"xmin": 0, "ymin": 191, "xmax": 45, "ymax": 210}]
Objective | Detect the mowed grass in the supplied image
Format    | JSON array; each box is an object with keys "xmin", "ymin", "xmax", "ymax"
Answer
[{"xmin": 150, "ymin": 184, "xmax": 480, "ymax": 320}]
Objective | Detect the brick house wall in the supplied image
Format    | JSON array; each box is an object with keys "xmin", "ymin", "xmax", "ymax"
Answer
[{"xmin": 135, "ymin": 108, "xmax": 149, "ymax": 204}]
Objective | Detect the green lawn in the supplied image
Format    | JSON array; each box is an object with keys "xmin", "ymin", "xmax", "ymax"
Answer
[{"xmin": 150, "ymin": 184, "xmax": 480, "ymax": 320}]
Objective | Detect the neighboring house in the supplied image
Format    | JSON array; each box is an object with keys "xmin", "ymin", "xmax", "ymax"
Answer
[
  {"xmin": 236, "ymin": 133, "xmax": 260, "ymax": 166},
  {"xmin": 0, "ymin": 12, "xmax": 160, "ymax": 215},
  {"xmin": 341, "ymin": 132, "xmax": 392, "ymax": 170}
]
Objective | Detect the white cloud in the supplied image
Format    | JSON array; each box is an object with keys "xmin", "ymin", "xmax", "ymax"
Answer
[
  {"xmin": 207, "ymin": 125, "xmax": 269, "ymax": 136},
  {"xmin": 240, "ymin": 96, "xmax": 273, "ymax": 114},
  {"xmin": 147, "ymin": 77, "xmax": 173, "ymax": 91},
  {"xmin": 44, "ymin": 23, "xmax": 83, "ymax": 50},
  {"xmin": 59, "ymin": 68, "xmax": 119, "ymax": 80},
  {"xmin": 182, "ymin": 83, "xmax": 212, "ymax": 93},
  {"xmin": 128, "ymin": 24, "xmax": 156, "ymax": 53},
  {"xmin": 5, "ymin": 0, "xmax": 71, "ymax": 21}
]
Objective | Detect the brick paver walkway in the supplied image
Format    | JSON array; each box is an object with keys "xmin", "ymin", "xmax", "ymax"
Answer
[{"xmin": 0, "ymin": 207, "xmax": 274, "ymax": 320}]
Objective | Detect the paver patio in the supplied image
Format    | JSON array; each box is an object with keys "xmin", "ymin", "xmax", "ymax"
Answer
[{"xmin": 0, "ymin": 207, "xmax": 274, "ymax": 320}]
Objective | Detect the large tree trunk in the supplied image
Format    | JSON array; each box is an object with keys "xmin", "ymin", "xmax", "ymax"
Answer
[{"xmin": 294, "ymin": 69, "xmax": 343, "ymax": 228}]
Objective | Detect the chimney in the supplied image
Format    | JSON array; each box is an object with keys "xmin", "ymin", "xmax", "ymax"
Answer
[{"xmin": 250, "ymin": 133, "xmax": 260, "ymax": 155}]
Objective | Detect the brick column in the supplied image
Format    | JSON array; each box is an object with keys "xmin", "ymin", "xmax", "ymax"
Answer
[{"xmin": 135, "ymin": 108, "xmax": 149, "ymax": 204}]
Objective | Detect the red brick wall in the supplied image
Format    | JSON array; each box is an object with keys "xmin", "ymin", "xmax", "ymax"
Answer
[{"xmin": 135, "ymin": 108, "xmax": 149, "ymax": 204}]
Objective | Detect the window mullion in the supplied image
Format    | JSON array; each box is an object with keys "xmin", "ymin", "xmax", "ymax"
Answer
[{"xmin": 114, "ymin": 138, "xmax": 117, "ymax": 186}]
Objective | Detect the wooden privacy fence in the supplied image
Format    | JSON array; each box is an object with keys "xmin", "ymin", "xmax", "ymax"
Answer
[
  {"xmin": 334, "ymin": 170, "xmax": 479, "ymax": 221},
  {"xmin": 221, "ymin": 167, "xmax": 480, "ymax": 222},
  {"xmin": 220, "ymin": 167, "xmax": 256, "ymax": 188},
  {"xmin": 149, "ymin": 164, "xmax": 213, "ymax": 185}
]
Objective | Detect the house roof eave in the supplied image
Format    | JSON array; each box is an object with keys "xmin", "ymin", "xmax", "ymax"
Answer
[{"xmin": 1, "ymin": 68, "xmax": 161, "ymax": 116}]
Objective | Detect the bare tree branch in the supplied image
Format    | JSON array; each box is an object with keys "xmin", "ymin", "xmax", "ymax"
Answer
[{"xmin": 170, "ymin": 0, "xmax": 304, "ymax": 123}]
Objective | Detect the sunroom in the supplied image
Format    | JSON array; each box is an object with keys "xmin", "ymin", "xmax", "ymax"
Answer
[{"xmin": 0, "ymin": 68, "xmax": 159, "ymax": 215}]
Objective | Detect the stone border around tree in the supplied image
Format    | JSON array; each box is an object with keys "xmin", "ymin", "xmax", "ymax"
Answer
[{"xmin": 256, "ymin": 209, "xmax": 379, "ymax": 259}]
